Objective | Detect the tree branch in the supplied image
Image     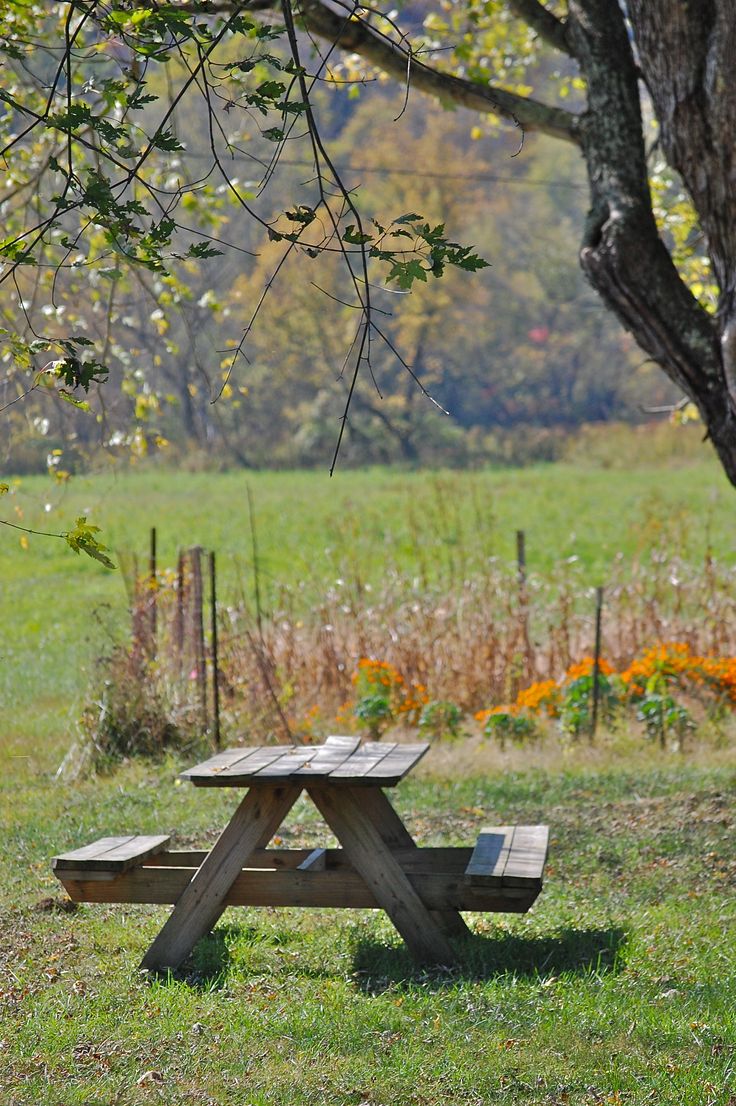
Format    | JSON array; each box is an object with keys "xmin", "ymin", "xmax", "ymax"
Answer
[
  {"xmin": 139, "ymin": 0, "xmax": 582, "ymax": 145},
  {"xmin": 508, "ymin": 0, "xmax": 574, "ymax": 57},
  {"xmin": 298, "ymin": 0, "xmax": 581, "ymax": 145}
]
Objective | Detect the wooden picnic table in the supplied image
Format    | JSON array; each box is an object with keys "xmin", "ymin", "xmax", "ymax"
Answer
[{"xmin": 53, "ymin": 736, "xmax": 549, "ymax": 970}]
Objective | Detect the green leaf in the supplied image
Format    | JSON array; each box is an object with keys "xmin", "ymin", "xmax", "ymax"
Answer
[
  {"xmin": 343, "ymin": 225, "xmax": 372, "ymax": 246},
  {"xmin": 185, "ymin": 242, "xmax": 224, "ymax": 259},
  {"xmin": 285, "ymin": 206, "xmax": 316, "ymax": 225},
  {"xmin": 150, "ymin": 129, "xmax": 185, "ymax": 152},
  {"xmin": 53, "ymin": 356, "xmax": 109, "ymax": 391},
  {"xmin": 256, "ymin": 80, "xmax": 286, "ymax": 99},
  {"xmin": 58, "ymin": 390, "xmax": 91, "ymax": 411},
  {"xmin": 64, "ymin": 517, "xmax": 116, "ymax": 570},
  {"xmin": 127, "ymin": 90, "xmax": 157, "ymax": 110},
  {"xmin": 457, "ymin": 253, "xmax": 490, "ymax": 272},
  {"xmin": 387, "ymin": 259, "xmax": 428, "ymax": 289}
]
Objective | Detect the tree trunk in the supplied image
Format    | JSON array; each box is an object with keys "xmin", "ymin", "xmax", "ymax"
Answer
[{"xmin": 568, "ymin": 0, "xmax": 736, "ymax": 482}]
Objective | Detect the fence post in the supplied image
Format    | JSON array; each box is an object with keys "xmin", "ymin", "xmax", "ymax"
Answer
[
  {"xmin": 516, "ymin": 529, "xmax": 526, "ymax": 588},
  {"xmin": 516, "ymin": 529, "xmax": 532, "ymax": 684},
  {"xmin": 190, "ymin": 546, "xmax": 208, "ymax": 733},
  {"xmin": 174, "ymin": 550, "xmax": 185, "ymax": 678},
  {"xmin": 148, "ymin": 526, "xmax": 157, "ymax": 659},
  {"xmin": 591, "ymin": 585, "xmax": 605, "ymax": 740},
  {"xmin": 209, "ymin": 550, "xmax": 221, "ymax": 751}
]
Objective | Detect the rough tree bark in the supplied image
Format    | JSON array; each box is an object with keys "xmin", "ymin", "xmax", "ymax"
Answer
[{"xmin": 568, "ymin": 0, "xmax": 736, "ymax": 483}]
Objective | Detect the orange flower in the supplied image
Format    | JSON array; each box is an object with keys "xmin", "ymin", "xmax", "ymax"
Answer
[
  {"xmin": 564, "ymin": 656, "xmax": 614, "ymax": 682},
  {"xmin": 475, "ymin": 704, "xmax": 518, "ymax": 724},
  {"xmin": 515, "ymin": 679, "xmax": 559, "ymax": 715}
]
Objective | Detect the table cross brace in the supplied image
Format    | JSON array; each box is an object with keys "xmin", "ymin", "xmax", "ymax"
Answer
[{"xmin": 140, "ymin": 781, "xmax": 462, "ymax": 971}]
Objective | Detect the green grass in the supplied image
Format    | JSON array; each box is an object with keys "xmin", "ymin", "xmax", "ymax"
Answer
[
  {"xmin": 2, "ymin": 459, "xmax": 736, "ymax": 1104},
  {"xmin": 2, "ymin": 752, "xmax": 735, "ymax": 1105},
  {"xmin": 2, "ymin": 459, "xmax": 735, "ymax": 768}
]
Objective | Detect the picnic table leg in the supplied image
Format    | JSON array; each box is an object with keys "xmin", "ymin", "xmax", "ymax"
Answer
[
  {"xmin": 308, "ymin": 785, "xmax": 458, "ymax": 967},
  {"xmin": 356, "ymin": 789, "xmax": 471, "ymax": 939},
  {"xmin": 140, "ymin": 784, "xmax": 300, "ymax": 972}
]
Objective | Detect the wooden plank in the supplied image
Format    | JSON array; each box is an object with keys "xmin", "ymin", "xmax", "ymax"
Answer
[
  {"xmin": 146, "ymin": 848, "xmax": 313, "ymax": 870},
  {"xmin": 180, "ymin": 747, "xmax": 265, "ymax": 780},
  {"xmin": 465, "ymin": 827, "xmax": 515, "ymax": 885},
  {"xmin": 325, "ymin": 735, "xmax": 362, "ymax": 750},
  {"xmin": 186, "ymin": 740, "xmax": 362, "ymax": 785},
  {"xmin": 210, "ymin": 747, "xmax": 290, "ymax": 781},
  {"xmin": 297, "ymin": 848, "xmax": 327, "ymax": 871},
  {"xmin": 185, "ymin": 747, "xmax": 288, "ymax": 786},
  {"xmin": 292, "ymin": 739, "xmax": 362, "ymax": 778},
  {"xmin": 58, "ymin": 864, "xmax": 538, "ymax": 913},
  {"xmin": 361, "ymin": 743, "xmax": 430, "ymax": 784},
  {"xmin": 327, "ymin": 743, "xmax": 396, "ymax": 780},
  {"xmin": 53, "ymin": 835, "xmax": 170, "ymax": 873},
  {"xmin": 139, "ymin": 784, "xmax": 300, "ymax": 971},
  {"xmin": 62, "ymin": 845, "xmax": 474, "ymax": 876},
  {"xmin": 502, "ymin": 825, "xmax": 549, "ymax": 887},
  {"xmin": 465, "ymin": 826, "xmax": 548, "ymax": 889},
  {"xmin": 252, "ymin": 748, "xmax": 315, "ymax": 777},
  {"xmin": 181, "ymin": 739, "xmax": 429, "ymax": 786},
  {"xmin": 353, "ymin": 788, "xmax": 414, "ymax": 849},
  {"xmin": 249, "ymin": 741, "xmax": 361, "ymax": 780},
  {"xmin": 355, "ymin": 789, "xmax": 471, "ymax": 938},
  {"xmin": 308, "ymin": 785, "xmax": 457, "ymax": 966}
]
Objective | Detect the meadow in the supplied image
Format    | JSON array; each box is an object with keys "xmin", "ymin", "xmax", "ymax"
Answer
[
  {"xmin": 2, "ymin": 453, "xmax": 736, "ymax": 1105},
  {"xmin": 3, "ymin": 453, "xmax": 736, "ymax": 765}
]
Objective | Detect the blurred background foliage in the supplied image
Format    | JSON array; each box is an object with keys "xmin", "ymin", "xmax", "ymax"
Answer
[{"xmin": 1, "ymin": 4, "xmax": 683, "ymax": 477}]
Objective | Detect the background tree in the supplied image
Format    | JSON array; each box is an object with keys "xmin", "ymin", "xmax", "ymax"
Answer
[
  {"xmin": 268, "ymin": 0, "xmax": 736, "ymax": 482},
  {"xmin": 1, "ymin": 2, "xmax": 733, "ymax": 486},
  {"xmin": 220, "ymin": 96, "xmax": 662, "ymax": 468}
]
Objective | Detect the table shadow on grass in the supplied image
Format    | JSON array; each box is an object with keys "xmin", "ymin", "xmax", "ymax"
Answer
[
  {"xmin": 351, "ymin": 926, "xmax": 628, "ymax": 991},
  {"xmin": 146, "ymin": 924, "xmax": 628, "ymax": 992},
  {"xmin": 148, "ymin": 922, "xmax": 299, "ymax": 989}
]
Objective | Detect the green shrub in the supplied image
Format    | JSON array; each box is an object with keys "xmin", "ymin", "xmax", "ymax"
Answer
[{"xmin": 418, "ymin": 700, "xmax": 464, "ymax": 741}]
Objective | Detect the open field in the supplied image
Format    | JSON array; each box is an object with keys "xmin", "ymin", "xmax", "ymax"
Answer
[
  {"xmin": 2, "ymin": 458, "xmax": 736, "ymax": 1103},
  {"xmin": 2, "ymin": 456, "xmax": 736, "ymax": 768}
]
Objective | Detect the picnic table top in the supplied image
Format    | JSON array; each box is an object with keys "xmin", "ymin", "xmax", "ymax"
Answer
[{"xmin": 181, "ymin": 736, "xmax": 429, "ymax": 788}]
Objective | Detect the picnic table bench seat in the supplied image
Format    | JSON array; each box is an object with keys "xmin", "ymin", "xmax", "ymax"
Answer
[{"xmin": 54, "ymin": 825, "xmax": 548, "ymax": 913}]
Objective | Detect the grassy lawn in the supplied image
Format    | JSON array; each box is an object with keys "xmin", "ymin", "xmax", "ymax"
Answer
[
  {"xmin": 2, "ymin": 459, "xmax": 735, "ymax": 1104},
  {"xmin": 2, "ymin": 748, "xmax": 735, "ymax": 1105}
]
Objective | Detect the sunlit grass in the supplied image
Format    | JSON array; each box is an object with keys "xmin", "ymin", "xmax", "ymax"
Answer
[
  {"xmin": 3, "ymin": 457, "xmax": 736, "ymax": 1103},
  {"xmin": 2, "ymin": 755, "xmax": 734, "ymax": 1105}
]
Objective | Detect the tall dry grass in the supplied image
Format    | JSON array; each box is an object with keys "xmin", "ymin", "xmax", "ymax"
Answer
[
  {"xmin": 78, "ymin": 533, "xmax": 736, "ymax": 758},
  {"xmin": 70, "ymin": 466, "xmax": 736, "ymax": 759},
  {"xmin": 222, "ymin": 547, "xmax": 736, "ymax": 729}
]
